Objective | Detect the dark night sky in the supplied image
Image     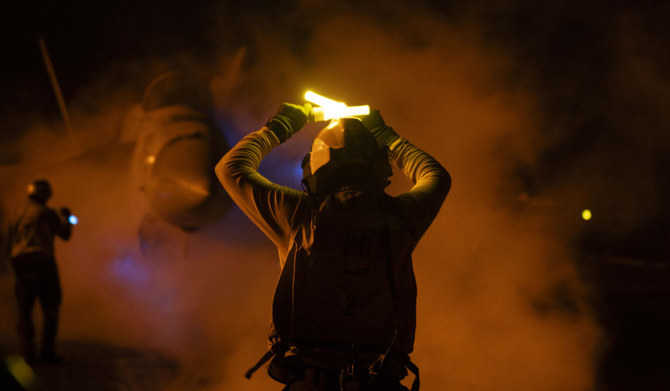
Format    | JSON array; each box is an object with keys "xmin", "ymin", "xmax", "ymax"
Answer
[
  {"xmin": 1, "ymin": 2, "xmax": 669, "ymax": 389},
  {"xmin": 2, "ymin": 0, "xmax": 219, "ymax": 131},
  {"xmin": 4, "ymin": 0, "xmax": 669, "ymax": 258}
]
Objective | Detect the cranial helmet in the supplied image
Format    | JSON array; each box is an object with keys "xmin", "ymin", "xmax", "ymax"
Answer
[
  {"xmin": 301, "ymin": 118, "xmax": 392, "ymax": 195},
  {"xmin": 28, "ymin": 179, "xmax": 52, "ymax": 203}
]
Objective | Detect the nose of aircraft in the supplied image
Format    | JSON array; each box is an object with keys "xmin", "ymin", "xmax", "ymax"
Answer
[{"xmin": 145, "ymin": 136, "xmax": 229, "ymax": 231}]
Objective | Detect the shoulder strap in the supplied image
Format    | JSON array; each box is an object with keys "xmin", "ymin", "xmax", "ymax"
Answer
[
  {"xmin": 407, "ymin": 359, "xmax": 420, "ymax": 391},
  {"xmin": 244, "ymin": 350, "xmax": 274, "ymax": 379},
  {"xmin": 245, "ymin": 340, "xmax": 290, "ymax": 380}
]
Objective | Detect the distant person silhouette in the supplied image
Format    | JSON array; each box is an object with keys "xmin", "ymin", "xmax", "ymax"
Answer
[
  {"xmin": 216, "ymin": 103, "xmax": 450, "ymax": 390},
  {"xmin": 4, "ymin": 179, "xmax": 72, "ymax": 365}
]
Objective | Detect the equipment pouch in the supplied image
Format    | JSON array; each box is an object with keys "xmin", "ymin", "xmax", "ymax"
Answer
[{"xmin": 268, "ymin": 352, "xmax": 304, "ymax": 385}]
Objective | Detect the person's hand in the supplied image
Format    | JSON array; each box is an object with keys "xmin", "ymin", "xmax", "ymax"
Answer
[
  {"xmin": 359, "ymin": 109, "xmax": 400, "ymax": 148},
  {"xmin": 266, "ymin": 103, "xmax": 312, "ymax": 143},
  {"xmin": 59, "ymin": 207, "xmax": 71, "ymax": 217}
]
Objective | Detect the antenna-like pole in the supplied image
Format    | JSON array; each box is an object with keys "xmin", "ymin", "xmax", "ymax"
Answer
[{"xmin": 38, "ymin": 37, "xmax": 74, "ymax": 135}]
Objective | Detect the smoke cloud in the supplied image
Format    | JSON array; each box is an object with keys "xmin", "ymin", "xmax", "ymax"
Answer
[{"xmin": 0, "ymin": 1, "xmax": 616, "ymax": 390}]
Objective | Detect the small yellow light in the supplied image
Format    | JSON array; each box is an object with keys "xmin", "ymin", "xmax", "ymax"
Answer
[
  {"xmin": 581, "ymin": 209, "xmax": 592, "ymax": 221},
  {"xmin": 6, "ymin": 355, "xmax": 35, "ymax": 389}
]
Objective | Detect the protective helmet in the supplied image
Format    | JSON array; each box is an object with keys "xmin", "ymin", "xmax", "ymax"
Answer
[
  {"xmin": 301, "ymin": 118, "xmax": 392, "ymax": 195},
  {"xmin": 27, "ymin": 179, "xmax": 52, "ymax": 203}
]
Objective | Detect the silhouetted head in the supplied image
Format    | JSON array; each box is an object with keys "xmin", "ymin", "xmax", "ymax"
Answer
[
  {"xmin": 301, "ymin": 118, "xmax": 392, "ymax": 195},
  {"xmin": 28, "ymin": 179, "xmax": 52, "ymax": 204}
]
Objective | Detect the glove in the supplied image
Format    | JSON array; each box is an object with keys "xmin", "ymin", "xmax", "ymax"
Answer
[
  {"xmin": 265, "ymin": 103, "xmax": 312, "ymax": 143},
  {"xmin": 59, "ymin": 207, "xmax": 71, "ymax": 217},
  {"xmin": 359, "ymin": 109, "xmax": 400, "ymax": 148}
]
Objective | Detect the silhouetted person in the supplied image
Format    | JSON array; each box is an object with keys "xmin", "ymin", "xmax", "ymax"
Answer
[
  {"xmin": 5, "ymin": 180, "xmax": 72, "ymax": 365},
  {"xmin": 216, "ymin": 104, "xmax": 450, "ymax": 390}
]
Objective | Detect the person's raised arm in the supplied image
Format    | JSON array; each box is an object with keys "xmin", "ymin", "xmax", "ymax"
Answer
[
  {"xmin": 215, "ymin": 103, "xmax": 311, "ymax": 252},
  {"xmin": 361, "ymin": 109, "xmax": 451, "ymax": 239}
]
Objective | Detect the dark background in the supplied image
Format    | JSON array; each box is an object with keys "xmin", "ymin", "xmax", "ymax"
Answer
[
  {"xmin": 1, "ymin": 1, "xmax": 668, "ymax": 390},
  {"xmin": 3, "ymin": 1, "xmax": 670, "ymax": 257}
]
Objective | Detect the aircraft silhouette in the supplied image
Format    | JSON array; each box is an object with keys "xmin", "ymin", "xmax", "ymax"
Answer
[
  {"xmin": 121, "ymin": 70, "xmax": 232, "ymax": 238},
  {"xmin": 1, "ymin": 61, "xmax": 241, "ymax": 258}
]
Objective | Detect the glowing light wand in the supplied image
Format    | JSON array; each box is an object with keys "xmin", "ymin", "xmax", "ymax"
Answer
[{"xmin": 304, "ymin": 91, "xmax": 370, "ymax": 121}]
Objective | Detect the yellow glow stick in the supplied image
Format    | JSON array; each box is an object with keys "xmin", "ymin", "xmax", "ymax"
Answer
[
  {"xmin": 304, "ymin": 90, "xmax": 370, "ymax": 121},
  {"xmin": 304, "ymin": 91, "xmax": 345, "ymax": 108},
  {"xmin": 312, "ymin": 105, "xmax": 370, "ymax": 121}
]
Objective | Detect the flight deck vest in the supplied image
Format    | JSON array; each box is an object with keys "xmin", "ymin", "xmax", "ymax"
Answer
[{"xmin": 272, "ymin": 191, "xmax": 417, "ymax": 359}]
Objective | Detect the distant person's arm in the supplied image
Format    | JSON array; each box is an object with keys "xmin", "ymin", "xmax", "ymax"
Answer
[{"xmin": 50, "ymin": 207, "xmax": 72, "ymax": 241}]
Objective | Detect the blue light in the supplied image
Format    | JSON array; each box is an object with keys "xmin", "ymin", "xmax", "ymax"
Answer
[
  {"xmin": 294, "ymin": 164, "xmax": 304, "ymax": 180},
  {"xmin": 110, "ymin": 253, "xmax": 150, "ymax": 287},
  {"xmin": 69, "ymin": 215, "xmax": 78, "ymax": 225}
]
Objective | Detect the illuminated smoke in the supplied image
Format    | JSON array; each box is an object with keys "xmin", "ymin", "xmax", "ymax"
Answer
[{"xmin": 0, "ymin": 1, "xmax": 612, "ymax": 390}]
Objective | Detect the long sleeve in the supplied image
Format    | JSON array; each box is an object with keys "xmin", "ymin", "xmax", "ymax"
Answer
[
  {"xmin": 390, "ymin": 138, "xmax": 451, "ymax": 240},
  {"xmin": 51, "ymin": 209, "xmax": 72, "ymax": 241},
  {"xmin": 215, "ymin": 128, "xmax": 305, "ymax": 262},
  {"xmin": 7, "ymin": 203, "xmax": 71, "ymax": 258}
]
